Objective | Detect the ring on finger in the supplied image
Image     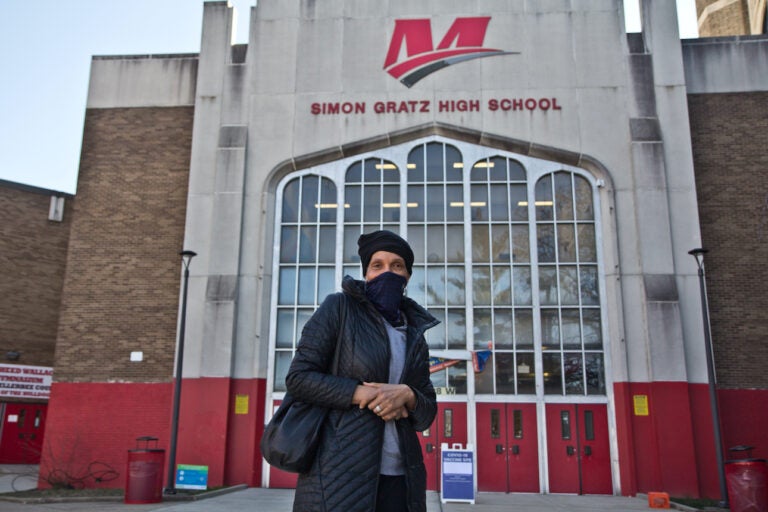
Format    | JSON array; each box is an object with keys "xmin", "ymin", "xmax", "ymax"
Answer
[{"xmin": 375, "ymin": 405, "xmax": 382, "ymax": 413}]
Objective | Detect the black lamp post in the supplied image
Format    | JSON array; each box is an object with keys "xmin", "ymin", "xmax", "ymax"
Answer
[
  {"xmin": 688, "ymin": 248, "xmax": 728, "ymax": 508},
  {"xmin": 165, "ymin": 250, "xmax": 197, "ymax": 494}
]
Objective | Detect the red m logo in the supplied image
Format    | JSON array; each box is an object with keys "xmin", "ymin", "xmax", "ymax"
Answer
[{"xmin": 384, "ymin": 17, "xmax": 515, "ymax": 87}]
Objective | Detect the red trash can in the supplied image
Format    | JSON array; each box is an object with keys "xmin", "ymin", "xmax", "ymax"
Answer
[
  {"xmin": 125, "ymin": 436, "xmax": 165, "ymax": 504},
  {"xmin": 725, "ymin": 446, "xmax": 768, "ymax": 512}
]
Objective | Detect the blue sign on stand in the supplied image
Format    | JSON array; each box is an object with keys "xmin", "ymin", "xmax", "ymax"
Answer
[
  {"xmin": 441, "ymin": 443, "xmax": 475, "ymax": 504},
  {"xmin": 176, "ymin": 464, "xmax": 209, "ymax": 490}
]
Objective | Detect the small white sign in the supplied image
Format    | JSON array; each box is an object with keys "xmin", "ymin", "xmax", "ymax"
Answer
[
  {"xmin": 7, "ymin": 415, "xmax": 18, "ymax": 423},
  {"xmin": 130, "ymin": 351, "xmax": 143, "ymax": 362}
]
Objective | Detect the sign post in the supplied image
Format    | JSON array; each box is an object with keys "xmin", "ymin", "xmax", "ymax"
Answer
[{"xmin": 440, "ymin": 443, "xmax": 475, "ymax": 504}]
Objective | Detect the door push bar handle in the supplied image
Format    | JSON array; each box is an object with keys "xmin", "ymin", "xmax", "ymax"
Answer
[
  {"xmin": 511, "ymin": 445, "xmax": 520, "ymax": 455},
  {"xmin": 496, "ymin": 444, "xmax": 504, "ymax": 454},
  {"xmin": 426, "ymin": 443, "xmax": 434, "ymax": 453},
  {"xmin": 566, "ymin": 445, "xmax": 575, "ymax": 456}
]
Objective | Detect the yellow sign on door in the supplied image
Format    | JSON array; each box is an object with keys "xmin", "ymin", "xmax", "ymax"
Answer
[{"xmin": 633, "ymin": 395, "xmax": 649, "ymax": 416}]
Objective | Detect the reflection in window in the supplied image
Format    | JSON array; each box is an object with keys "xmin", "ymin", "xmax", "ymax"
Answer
[
  {"xmin": 444, "ymin": 409, "xmax": 454, "ymax": 438},
  {"xmin": 491, "ymin": 409, "xmax": 501, "ymax": 438},
  {"xmin": 408, "ymin": 142, "xmax": 467, "ymax": 380},
  {"xmin": 513, "ymin": 410, "xmax": 523, "ymax": 439},
  {"xmin": 448, "ymin": 362, "xmax": 468, "ymax": 394},
  {"xmin": 471, "ymin": 156, "xmax": 535, "ymax": 395},
  {"xmin": 560, "ymin": 410, "xmax": 571, "ymax": 440}
]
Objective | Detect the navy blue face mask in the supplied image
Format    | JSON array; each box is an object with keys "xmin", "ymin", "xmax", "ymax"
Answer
[{"xmin": 365, "ymin": 271, "xmax": 407, "ymax": 325}]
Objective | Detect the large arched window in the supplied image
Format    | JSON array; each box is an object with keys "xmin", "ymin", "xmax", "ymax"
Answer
[{"xmin": 268, "ymin": 137, "xmax": 606, "ymax": 399}]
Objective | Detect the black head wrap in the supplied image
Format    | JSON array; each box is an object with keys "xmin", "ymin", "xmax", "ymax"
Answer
[{"xmin": 357, "ymin": 230, "xmax": 414, "ymax": 276}]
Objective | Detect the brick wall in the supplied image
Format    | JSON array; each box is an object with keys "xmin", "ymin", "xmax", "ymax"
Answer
[
  {"xmin": 688, "ymin": 91, "xmax": 768, "ymax": 389},
  {"xmin": 54, "ymin": 107, "xmax": 193, "ymax": 383},
  {"xmin": 0, "ymin": 183, "xmax": 72, "ymax": 368},
  {"xmin": 697, "ymin": 0, "xmax": 751, "ymax": 36}
]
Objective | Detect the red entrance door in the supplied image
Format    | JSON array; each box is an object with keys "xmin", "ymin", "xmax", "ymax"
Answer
[
  {"xmin": 0, "ymin": 403, "xmax": 47, "ymax": 463},
  {"xmin": 545, "ymin": 403, "xmax": 612, "ymax": 494},
  {"xmin": 476, "ymin": 403, "xmax": 539, "ymax": 492},
  {"xmin": 418, "ymin": 402, "xmax": 467, "ymax": 491}
]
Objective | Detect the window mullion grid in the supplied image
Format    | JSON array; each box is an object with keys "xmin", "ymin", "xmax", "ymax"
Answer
[
  {"xmin": 378, "ymin": 157, "xmax": 385, "ymax": 232},
  {"xmin": 483, "ymin": 164, "xmax": 494, "ymax": 393},
  {"xmin": 441, "ymin": 145, "xmax": 453, "ymax": 383},
  {"xmin": 399, "ymin": 156, "xmax": 407, "ymax": 238},
  {"xmin": 463, "ymin": 154, "xmax": 477, "ymax": 391},
  {"xmin": 442, "ymin": 146, "xmax": 450, "ymax": 354},
  {"xmin": 291, "ymin": 178, "xmax": 304, "ymax": 354},
  {"xmin": 502, "ymin": 159, "xmax": 521, "ymax": 396},
  {"xmin": 361, "ymin": 159, "xmax": 369, "ymax": 231},
  {"xmin": 313, "ymin": 176, "xmax": 322, "ymax": 308},
  {"xmin": 552, "ymin": 175, "xmax": 566, "ymax": 396},
  {"xmin": 529, "ymin": 172, "xmax": 544, "ymax": 400},
  {"xmin": 440, "ymin": 143, "xmax": 450, "ymax": 352},
  {"xmin": 336, "ymin": 179, "xmax": 345, "ymax": 290},
  {"xmin": 570, "ymin": 172, "xmax": 588, "ymax": 396}
]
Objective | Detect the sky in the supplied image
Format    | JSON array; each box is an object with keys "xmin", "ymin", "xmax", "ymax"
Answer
[{"xmin": 0, "ymin": 0, "xmax": 698, "ymax": 195}]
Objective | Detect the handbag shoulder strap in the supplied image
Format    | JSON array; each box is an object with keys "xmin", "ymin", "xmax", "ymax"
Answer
[{"xmin": 331, "ymin": 292, "xmax": 346, "ymax": 376}]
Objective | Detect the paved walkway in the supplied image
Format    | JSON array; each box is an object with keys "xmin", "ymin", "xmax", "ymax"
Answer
[{"xmin": 0, "ymin": 465, "xmax": 683, "ymax": 512}]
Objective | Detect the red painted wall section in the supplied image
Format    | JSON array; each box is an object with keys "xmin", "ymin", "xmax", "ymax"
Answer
[
  {"xmin": 39, "ymin": 378, "xmax": 269, "ymax": 491},
  {"xmin": 613, "ymin": 382, "xmax": 701, "ymax": 498},
  {"xmin": 613, "ymin": 383, "xmax": 638, "ymax": 496},
  {"xmin": 718, "ymin": 389, "xmax": 768, "ymax": 460},
  {"xmin": 613, "ymin": 383, "xmax": 768, "ymax": 500},
  {"xmin": 651, "ymin": 382, "xmax": 700, "ymax": 497},
  {"xmin": 688, "ymin": 384, "xmax": 720, "ymax": 499},
  {"xmin": 224, "ymin": 378, "xmax": 267, "ymax": 487},
  {"xmin": 174, "ymin": 377, "xmax": 231, "ymax": 488},
  {"xmin": 39, "ymin": 382, "xmax": 172, "ymax": 490}
]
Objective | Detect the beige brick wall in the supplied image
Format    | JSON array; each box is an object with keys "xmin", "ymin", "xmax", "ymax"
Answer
[
  {"xmin": 0, "ymin": 184, "xmax": 72, "ymax": 368},
  {"xmin": 54, "ymin": 107, "xmax": 193, "ymax": 383},
  {"xmin": 688, "ymin": 91, "xmax": 768, "ymax": 389},
  {"xmin": 697, "ymin": 0, "xmax": 751, "ymax": 36}
]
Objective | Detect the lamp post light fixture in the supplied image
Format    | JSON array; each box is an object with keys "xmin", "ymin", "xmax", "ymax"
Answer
[
  {"xmin": 688, "ymin": 248, "xmax": 728, "ymax": 508},
  {"xmin": 165, "ymin": 250, "xmax": 197, "ymax": 495}
]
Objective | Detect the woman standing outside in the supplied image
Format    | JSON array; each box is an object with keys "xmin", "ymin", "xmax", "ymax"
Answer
[{"xmin": 285, "ymin": 230, "xmax": 438, "ymax": 512}]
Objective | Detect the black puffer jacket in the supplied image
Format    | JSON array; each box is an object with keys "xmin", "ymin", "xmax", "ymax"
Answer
[{"xmin": 285, "ymin": 276, "xmax": 438, "ymax": 512}]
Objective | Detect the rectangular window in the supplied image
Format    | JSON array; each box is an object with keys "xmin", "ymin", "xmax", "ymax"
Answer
[
  {"xmin": 491, "ymin": 409, "xmax": 500, "ymax": 439},
  {"xmin": 584, "ymin": 410, "xmax": 595, "ymax": 440},
  {"xmin": 560, "ymin": 410, "xmax": 571, "ymax": 440},
  {"xmin": 513, "ymin": 409, "xmax": 523, "ymax": 439}
]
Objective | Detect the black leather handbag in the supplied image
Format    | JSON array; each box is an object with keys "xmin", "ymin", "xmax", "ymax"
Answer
[
  {"xmin": 260, "ymin": 393, "xmax": 328, "ymax": 473},
  {"xmin": 260, "ymin": 296, "xmax": 346, "ymax": 473}
]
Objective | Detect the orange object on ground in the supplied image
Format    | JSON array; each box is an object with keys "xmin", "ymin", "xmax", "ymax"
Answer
[{"xmin": 648, "ymin": 491, "xmax": 670, "ymax": 509}]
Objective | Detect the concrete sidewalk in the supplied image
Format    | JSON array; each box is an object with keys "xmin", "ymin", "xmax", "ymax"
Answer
[
  {"xmin": 0, "ymin": 488, "xmax": 659, "ymax": 512},
  {"xmin": 0, "ymin": 465, "xmax": 675, "ymax": 512}
]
